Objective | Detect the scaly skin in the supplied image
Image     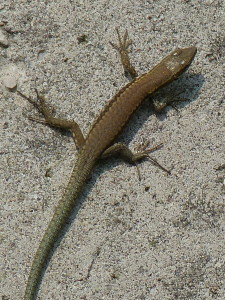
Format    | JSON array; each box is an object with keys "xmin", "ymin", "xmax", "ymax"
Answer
[{"xmin": 21, "ymin": 29, "xmax": 197, "ymax": 299}]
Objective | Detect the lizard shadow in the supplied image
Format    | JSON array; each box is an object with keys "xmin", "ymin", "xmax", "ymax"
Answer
[
  {"xmin": 90, "ymin": 73, "xmax": 203, "ymax": 179},
  {"xmin": 36, "ymin": 71, "xmax": 204, "ymax": 295},
  {"xmin": 109, "ymin": 72, "xmax": 203, "ymax": 145}
]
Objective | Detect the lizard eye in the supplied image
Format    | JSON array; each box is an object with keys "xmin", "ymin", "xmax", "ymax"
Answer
[{"xmin": 173, "ymin": 49, "xmax": 182, "ymax": 56}]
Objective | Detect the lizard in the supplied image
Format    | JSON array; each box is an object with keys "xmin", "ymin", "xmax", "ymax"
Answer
[{"xmin": 18, "ymin": 28, "xmax": 197, "ymax": 299}]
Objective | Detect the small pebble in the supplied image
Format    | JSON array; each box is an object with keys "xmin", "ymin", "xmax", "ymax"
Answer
[
  {"xmin": 4, "ymin": 75, "xmax": 17, "ymax": 90},
  {"xmin": 0, "ymin": 30, "xmax": 9, "ymax": 47}
]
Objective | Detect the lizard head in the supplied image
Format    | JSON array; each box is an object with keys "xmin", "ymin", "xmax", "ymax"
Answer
[{"xmin": 164, "ymin": 46, "xmax": 197, "ymax": 78}]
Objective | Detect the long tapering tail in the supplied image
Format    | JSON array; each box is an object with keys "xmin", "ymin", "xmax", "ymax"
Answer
[{"xmin": 24, "ymin": 155, "xmax": 95, "ymax": 299}]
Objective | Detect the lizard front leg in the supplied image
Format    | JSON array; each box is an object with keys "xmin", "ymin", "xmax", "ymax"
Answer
[{"xmin": 110, "ymin": 28, "xmax": 138, "ymax": 79}]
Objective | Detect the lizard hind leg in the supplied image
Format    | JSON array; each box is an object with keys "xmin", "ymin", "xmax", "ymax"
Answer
[
  {"xmin": 18, "ymin": 89, "xmax": 85, "ymax": 149},
  {"xmin": 101, "ymin": 142, "xmax": 171, "ymax": 180}
]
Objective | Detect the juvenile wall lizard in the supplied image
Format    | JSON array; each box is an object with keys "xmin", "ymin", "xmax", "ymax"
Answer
[{"xmin": 18, "ymin": 29, "xmax": 197, "ymax": 299}]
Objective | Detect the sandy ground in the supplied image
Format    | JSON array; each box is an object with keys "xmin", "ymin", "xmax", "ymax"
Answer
[{"xmin": 1, "ymin": 1, "xmax": 225, "ymax": 299}]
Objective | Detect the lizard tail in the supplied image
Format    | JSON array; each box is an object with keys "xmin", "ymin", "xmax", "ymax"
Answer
[{"xmin": 23, "ymin": 155, "xmax": 95, "ymax": 300}]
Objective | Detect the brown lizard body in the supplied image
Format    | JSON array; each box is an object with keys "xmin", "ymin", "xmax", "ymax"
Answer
[{"xmin": 19, "ymin": 29, "xmax": 197, "ymax": 299}]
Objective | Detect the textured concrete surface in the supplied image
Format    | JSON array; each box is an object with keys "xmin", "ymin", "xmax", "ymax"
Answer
[{"xmin": 1, "ymin": 1, "xmax": 224, "ymax": 299}]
